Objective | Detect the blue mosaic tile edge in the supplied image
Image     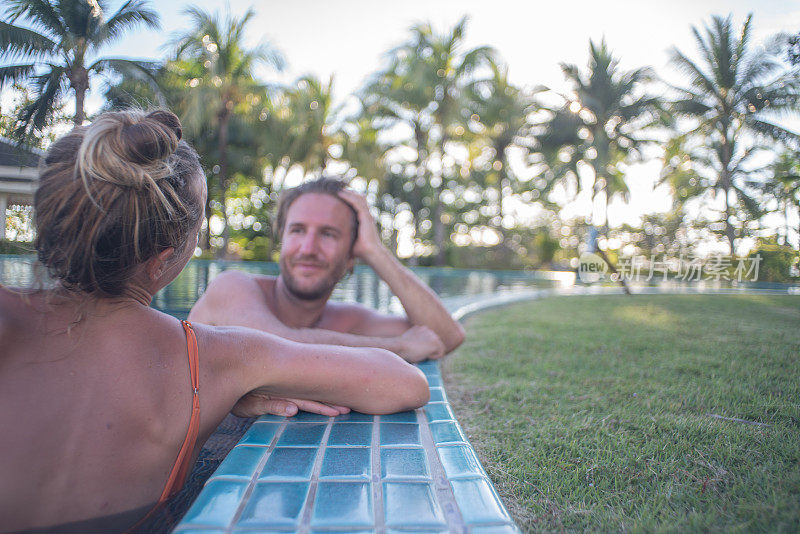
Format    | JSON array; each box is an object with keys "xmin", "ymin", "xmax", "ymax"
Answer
[{"xmin": 175, "ymin": 359, "xmax": 520, "ymax": 532}]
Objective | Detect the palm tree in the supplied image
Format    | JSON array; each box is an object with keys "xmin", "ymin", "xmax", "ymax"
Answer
[
  {"xmin": 531, "ymin": 40, "xmax": 661, "ymax": 293},
  {"xmin": 669, "ymin": 13, "xmax": 800, "ymax": 254},
  {"xmin": 282, "ymin": 75, "xmax": 338, "ymax": 176},
  {"xmin": 464, "ymin": 58, "xmax": 531, "ymax": 227},
  {"xmin": 0, "ymin": 0, "xmax": 160, "ymax": 138},
  {"xmin": 532, "ymin": 39, "xmax": 661, "ymax": 239},
  {"xmin": 760, "ymin": 151, "xmax": 800, "ymax": 247},
  {"xmin": 410, "ymin": 17, "xmax": 494, "ymax": 265},
  {"xmin": 361, "ymin": 46, "xmax": 437, "ymax": 264},
  {"xmin": 339, "ymin": 101, "xmax": 406, "ymax": 254},
  {"xmin": 170, "ymin": 5, "xmax": 284, "ymax": 256},
  {"xmin": 366, "ymin": 17, "xmax": 494, "ymax": 265}
]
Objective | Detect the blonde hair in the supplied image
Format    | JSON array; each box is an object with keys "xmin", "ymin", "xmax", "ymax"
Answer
[{"xmin": 34, "ymin": 109, "xmax": 204, "ymax": 296}]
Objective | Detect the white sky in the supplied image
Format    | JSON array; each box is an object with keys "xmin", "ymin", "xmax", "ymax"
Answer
[{"xmin": 7, "ymin": 0, "xmax": 800, "ymax": 250}]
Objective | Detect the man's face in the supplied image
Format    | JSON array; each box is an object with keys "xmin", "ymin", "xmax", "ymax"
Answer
[{"xmin": 279, "ymin": 192, "xmax": 355, "ymax": 301}]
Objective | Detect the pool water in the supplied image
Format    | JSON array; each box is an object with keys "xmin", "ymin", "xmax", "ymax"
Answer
[{"xmin": 0, "ymin": 255, "xmax": 566, "ymax": 316}]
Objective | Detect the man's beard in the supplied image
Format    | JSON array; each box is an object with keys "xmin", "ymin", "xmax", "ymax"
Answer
[{"xmin": 280, "ymin": 255, "xmax": 349, "ymax": 301}]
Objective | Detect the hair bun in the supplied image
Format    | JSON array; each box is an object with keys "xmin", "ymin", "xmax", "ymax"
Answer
[
  {"xmin": 77, "ymin": 109, "xmax": 185, "ymax": 191},
  {"xmin": 121, "ymin": 110, "xmax": 181, "ymax": 165},
  {"xmin": 147, "ymin": 109, "xmax": 182, "ymax": 142}
]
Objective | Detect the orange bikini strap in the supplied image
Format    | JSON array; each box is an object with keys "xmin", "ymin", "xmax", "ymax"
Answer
[
  {"xmin": 125, "ymin": 320, "xmax": 202, "ymax": 532},
  {"xmin": 155, "ymin": 320, "xmax": 201, "ymax": 503}
]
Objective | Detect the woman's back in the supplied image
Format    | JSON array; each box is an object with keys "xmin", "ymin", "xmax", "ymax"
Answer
[{"xmin": 0, "ymin": 287, "xmax": 210, "ymax": 531}]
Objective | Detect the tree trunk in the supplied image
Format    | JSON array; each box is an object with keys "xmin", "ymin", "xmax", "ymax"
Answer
[
  {"xmin": 723, "ymin": 182, "xmax": 735, "ymax": 255},
  {"xmin": 783, "ymin": 202, "xmax": 790, "ymax": 246},
  {"xmin": 70, "ymin": 64, "xmax": 89, "ymax": 126},
  {"xmin": 202, "ymin": 192, "xmax": 212, "ymax": 250},
  {"xmin": 434, "ymin": 181, "xmax": 446, "ymax": 266},
  {"xmin": 216, "ymin": 106, "xmax": 232, "ymax": 258},
  {"xmin": 433, "ymin": 127, "xmax": 449, "ymax": 267},
  {"xmin": 74, "ymin": 85, "xmax": 86, "ymax": 126},
  {"xmin": 408, "ymin": 122, "xmax": 428, "ymax": 267},
  {"xmin": 720, "ymin": 137, "xmax": 735, "ymax": 255}
]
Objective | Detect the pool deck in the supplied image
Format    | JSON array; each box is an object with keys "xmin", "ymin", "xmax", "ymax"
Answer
[{"xmin": 173, "ymin": 284, "xmax": 798, "ymax": 533}]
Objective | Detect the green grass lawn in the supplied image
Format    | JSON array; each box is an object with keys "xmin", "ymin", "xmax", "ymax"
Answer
[{"xmin": 442, "ymin": 294, "xmax": 800, "ymax": 532}]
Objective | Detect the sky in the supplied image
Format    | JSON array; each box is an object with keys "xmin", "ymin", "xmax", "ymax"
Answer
[{"xmin": 7, "ymin": 0, "xmax": 800, "ymax": 251}]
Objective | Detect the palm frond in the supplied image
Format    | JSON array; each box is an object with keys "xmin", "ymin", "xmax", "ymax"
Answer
[
  {"xmin": 669, "ymin": 47, "xmax": 719, "ymax": 98},
  {"xmin": 89, "ymin": 57, "xmax": 165, "ymax": 104},
  {"xmin": 0, "ymin": 21, "xmax": 58, "ymax": 62},
  {"xmin": 4, "ymin": 0, "xmax": 65, "ymax": 38},
  {"xmin": 459, "ymin": 45, "xmax": 495, "ymax": 75},
  {"xmin": 0, "ymin": 63, "xmax": 38, "ymax": 86},
  {"xmin": 14, "ymin": 64, "xmax": 67, "ymax": 139},
  {"xmin": 747, "ymin": 118, "xmax": 800, "ymax": 146},
  {"xmin": 94, "ymin": 0, "xmax": 160, "ymax": 49}
]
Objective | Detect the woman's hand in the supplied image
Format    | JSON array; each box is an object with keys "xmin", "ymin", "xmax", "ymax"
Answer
[{"xmin": 231, "ymin": 390, "xmax": 351, "ymax": 418}]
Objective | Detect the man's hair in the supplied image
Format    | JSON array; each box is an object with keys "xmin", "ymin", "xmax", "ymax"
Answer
[{"xmin": 274, "ymin": 176, "xmax": 359, "ymax": 245}]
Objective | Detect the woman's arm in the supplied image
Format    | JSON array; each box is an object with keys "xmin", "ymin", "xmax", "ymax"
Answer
[{"xmin": 197, "ymin": 324, "xmax": 430, "ymax": 416}]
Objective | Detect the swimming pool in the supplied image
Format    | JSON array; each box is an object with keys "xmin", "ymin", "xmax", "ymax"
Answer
[{"xmin": 0, "ymin": 255, "xmax": 573, "ymax": 316}]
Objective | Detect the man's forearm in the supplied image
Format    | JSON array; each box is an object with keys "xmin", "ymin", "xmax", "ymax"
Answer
[
  {"xmin": 215, "ymin": 310, "xmax": 408, "ymax": 354},
  {"xmin": 363, "ymin": 246, "xmax": 465, "ymax": 352},
  {"xmin": 281, "ymin": 325, "xmax": 407, "ymax": 353}
]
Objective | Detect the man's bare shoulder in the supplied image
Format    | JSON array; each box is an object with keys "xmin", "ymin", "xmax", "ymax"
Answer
[
  {"xmin": 204, "ymin": 270, "xmax": 276, "ymax": 297},
  {"xmin": 190, "ymin": 270, "xmax": 277, "ymax": 325}
]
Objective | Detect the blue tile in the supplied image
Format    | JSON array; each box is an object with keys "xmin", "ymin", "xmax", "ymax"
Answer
[
  {"xmin": 383, "ymin": 482, "xmax": 446, "ymax": 528},
  {"xmin": 429, "ymin": 421, "xmax": 467, "ymax": 444},
  {"xmin": 210, "ymin": 446, "xmax": 267, "ymax": 480},
  {"xmin": 239, "ymin": 422, "xmax": 280, "ymax": 446},
  {"xmin": 173, "ymin": 529, "xmax": 227, "ymax": 534},
  {"xmin": 426, "ymin": 374, "xmax": 443, "ymax": 386},
  {"xmin": 276, "ymin": 423, "xmax": 327, "ymax": 446},
  {"xmin": 258, "ymin": 447, "xmax": 318, "ymax": 480},
  {"xmin": 180, "ymin": 479, "xmax": 248, "ymax": 527},
  {"xmin": 311, "ymin": 531, "xmax": 374, "ymax": 534},
  {"xmin": 328, "ymin": 423, "xmax": 373, "ymax": 446},
  {"xmin": 424, "ymin": 403, "xmax": 454, "ymax": 423},
  {"xmin": 381, "ymin": 410, "xmax": 418, "ymax": 423},
  {"xmin": 334, "ymin": 411, "xmax": 375, "ymax": 423},
  {"xmin": 311, "ymin": 481, "xmax": 373, "ymax": 527},
  {"xmin": 428, "ymin": 388, "xmax": 446, "ymax": 403},
  {"xmin": 381, "ymin": 448, "xmax": 430, "ymax": 479},
  {"xmin": 255, "ymin": 414, "xmax": 286, "ymax": 423},
  {"xmin": 236, "ymin": 482, "xmax": 309, "ymax": 527},
  {"xmin": 469, "ymin": 525, "xmax": 521, "ymax": 533},
  {"xmin": 450, "ymin": 478, "xmax": 511, "ymax": 525},
  {"xmin": 290, "ymin": 411, "xmax": 332, "ymax": 422},
  {"xmin": 387, "ymin": 530, "xmax": 448, "ymax": 534},
  {"xmin": 320, "ymin": 447, "xmax": 371, "ymax": 480},
  {"xmin": 415, "ymin": 360, "xmax": 440, "ymax": 375},
  {"xmin": 380, "ymin": 423, "xmax": 421, "ymax": 446},
  {"xmin": 437, "ymin": 445, "xmax": 486, "ymax": 479}
]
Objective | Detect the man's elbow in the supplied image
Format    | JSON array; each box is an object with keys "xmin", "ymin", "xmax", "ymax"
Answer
[{"xmin": 444, "ymin": 322, "xmax": 466, "ymax": 353}]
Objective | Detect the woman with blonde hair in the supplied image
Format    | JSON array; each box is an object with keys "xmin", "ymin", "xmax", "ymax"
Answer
[{"xmin": 0, "ymin": 109, "xmax": 428, "ymax": 533}]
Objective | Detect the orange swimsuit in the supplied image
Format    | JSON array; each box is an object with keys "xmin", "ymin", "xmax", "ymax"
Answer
[
  {"xmin": 160, "ymin": 320, "xmax": 201, "ymax": 499},
  {"xmin": 127, "ymin": 319, "xmax": 201, "ymax": 531}
]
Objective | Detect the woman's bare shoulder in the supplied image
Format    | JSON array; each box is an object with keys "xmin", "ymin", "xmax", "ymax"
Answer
[{"xmin": 0, "ymin": 286, "xmax": 42, "ymax": 339}]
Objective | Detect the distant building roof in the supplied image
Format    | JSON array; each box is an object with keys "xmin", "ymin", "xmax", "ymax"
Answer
[{"xmin": 0, "ymin": 137, "xmax": 43, "ymax": 169}]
